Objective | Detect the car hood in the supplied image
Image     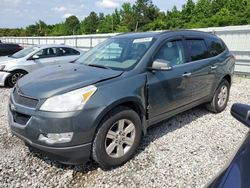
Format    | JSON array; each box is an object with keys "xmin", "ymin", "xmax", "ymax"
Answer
[
  {"xmin": 17, "ymin": 63, "xmax": 123, "ymax": 99},
  {"xmin": 0, "ymin": 56, "xmax": 19, "ymax": 65}
]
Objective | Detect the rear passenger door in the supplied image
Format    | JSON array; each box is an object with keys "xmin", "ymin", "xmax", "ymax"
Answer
[{"xmin": 184, "ymin": 38, "xmax": 216, "ymax": 101}]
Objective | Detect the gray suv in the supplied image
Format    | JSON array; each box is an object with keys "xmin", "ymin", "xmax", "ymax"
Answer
[{"xmin": 8, "ymin": 30, "xmax": 235, "ymax": 169}]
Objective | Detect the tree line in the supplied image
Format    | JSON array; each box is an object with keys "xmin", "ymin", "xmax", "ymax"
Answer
[{"xmin": 0, "ymin": 0, "xmax": 250, "ymax": 37}]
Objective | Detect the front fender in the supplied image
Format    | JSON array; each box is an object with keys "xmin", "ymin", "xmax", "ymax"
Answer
[{"xmin": 85, "ymin": 73, "xmax": 148, "ymax": 137}]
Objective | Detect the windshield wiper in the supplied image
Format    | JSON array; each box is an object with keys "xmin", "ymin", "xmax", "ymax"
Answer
[{"xmin": 88, "ymin": 64, "xmax": 110, "ymax": 69}]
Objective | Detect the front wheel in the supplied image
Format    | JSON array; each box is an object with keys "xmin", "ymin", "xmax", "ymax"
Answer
[
  {"xmin": 206, "ymin": 79, "xmax": 230, "ymax": 113},
  {"xmin": 92, "ymin": 107, "xmax": 142, "ymax": 169},
  {"xmin": 7, "ymin": 70, "xmax": 27, "ymax": 87}
]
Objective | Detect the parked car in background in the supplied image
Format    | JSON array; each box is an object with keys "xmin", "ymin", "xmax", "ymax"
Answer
[
  {"xmin": 0, "ymin": 44, "xmax": 83, "ymax": 87},
  {"xmin": 8, "ymin": 30, "xmax": 235, "ymax": 169},
  {"xmin": 208, "ymin": 103, "xmax": 250, "ymax": 188},
  {"xmin": 0, "ymin": 43, "xmax": 23, "ymax": 57}
]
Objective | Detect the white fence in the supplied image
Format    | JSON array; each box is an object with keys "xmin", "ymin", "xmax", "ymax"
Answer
[
  {"xmin": 1, "ymin": 33, "xmax": 117, "ymax": 51},
  {"xmin": 1, "ymin": 25, "xmax": 250, "ymax": 75}
]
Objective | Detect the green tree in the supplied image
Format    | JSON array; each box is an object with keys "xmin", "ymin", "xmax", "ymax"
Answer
[
  {"xmin": 145, "ymin": 12, "xmax": 167, "ymax": 31},
  {"xmin": 65, "ymin": 15, "xmax": 80, "ymax": 35},
  {"xmin": 211, "ymin": 0, "xmax": 227, "ymax": 14},
  {"xmin": 182, "ymin": 0, "xmax": 195, "ymax": 23},
  {"xmin": 120, "ymin": 2, "xmax": 135, "ymax": 31},
  {"xmin": 1, "ymin": 0, "xmax": 250, "ymax": 36},
  {"xmin": 98, "ymin": 14, "xmax": 113, "ymax": 33},
  {"xmin": 166, "ymin": 6, "xmax": 184, "ymax": 29},
  {"xmin": 36, "ymin": 20, "xmax": 48, "ymax": 36},
  {"xmin": 133, "ymin": 0, "xmax": 160, "ymax": 31},
  {"xmin": 82, "ymin": 12, "xmax": 99, "ymax": 34}
]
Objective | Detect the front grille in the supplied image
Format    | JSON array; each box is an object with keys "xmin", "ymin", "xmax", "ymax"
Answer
[
  {"xmin": 12, "ymin": 111, "xmax": 31, "ymax": 125},
  {"xmin": 13, "ymin": 88, "xmax": 39, "ymax": 108}
]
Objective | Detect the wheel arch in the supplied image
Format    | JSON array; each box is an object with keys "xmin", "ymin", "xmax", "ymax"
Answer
[
  {"xmin": 223, "ymin": 74, "xmax": 232, "ymax": 86},
  {"xmin": 8, "ymin": 69, "xmax": 29, "ymax": 74},
  {"xmin": 4, "ymin": 69, "xmax": 29, "ymax": 86},
  {"xmin": 93, "ymin": 97, "xmax": 147, "ymax": 138}
]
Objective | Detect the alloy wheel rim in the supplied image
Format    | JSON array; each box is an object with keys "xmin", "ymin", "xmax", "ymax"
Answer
[
  {"xmin": 105, "ymin": 119, "xmax": 136, "ymax": 158},
  {"xmin": 11, "ymin": 73, "xmax": 24, "ymax": 84},
  {"xmin": 217, "ymin": 85, "xmax": 228, "ymax": 108}
]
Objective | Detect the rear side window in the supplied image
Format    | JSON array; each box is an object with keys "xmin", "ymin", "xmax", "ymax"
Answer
[
  {"xmin": 186, "ymin": 39, "xmax": 210, "ymax": 61},
  {"xmin": 207, "ymin": 37, "xmax": 226, "ymax": 57},
  {"xmin": 57, "ymin": 47, "xmax": 80, "ymax": 56}
]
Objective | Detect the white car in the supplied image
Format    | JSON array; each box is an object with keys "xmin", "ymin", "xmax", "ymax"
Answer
[{"xmin": 0, "ymin": 44, "xmax": 83, "ymax": 87}]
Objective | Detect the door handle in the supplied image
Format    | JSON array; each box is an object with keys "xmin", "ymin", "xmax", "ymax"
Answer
[
  {"xmin": 211, "ymin": 65, "xmax": 217, "ymax": 70},
  {"xmin": 182, "ymin": 72, "xmax": 192, "ymax": 77}
]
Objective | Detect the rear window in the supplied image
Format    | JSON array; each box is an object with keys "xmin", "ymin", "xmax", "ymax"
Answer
[
  {"xmin": 3, "ymin": 44, "xmax": 19, "ymax": 48},
  {"xmin": 2, "ymin": 44, "xmax": 14, "ymax": 47},
  {"xmin": 186, "ymin": 39, "xmax": 210, "ymax": 61},
  {"xmin": 207, "ymin": 37, "xmax": 226, "ymax": 57}
]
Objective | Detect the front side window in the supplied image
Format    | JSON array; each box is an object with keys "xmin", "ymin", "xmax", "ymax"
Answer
[
  {"xmin": 35, "ymin": 48, "xmax": 57, "ymax": 59},
  {"xmin": 186, "ymin": 39, "xmax": 210, "ymax": 61},
  {"xmin": 75, "ymin": 37, "xmax": 154, "ymax": 70},
  {"xmin": 154, "ymin": 40, "xmax": 185, "ymax": 66}
]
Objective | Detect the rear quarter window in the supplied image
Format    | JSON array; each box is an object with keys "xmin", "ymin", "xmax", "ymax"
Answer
[
  {"xmin": 186, "ymin": 39, "xmax": 210, "ymax": 61},
  {"xmin": 207, "ymin": 37, "xmax": 226, "ymax": 57}
]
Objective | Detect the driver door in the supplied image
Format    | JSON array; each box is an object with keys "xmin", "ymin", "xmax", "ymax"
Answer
[
  {"xmin": 147, "ymin": 37, "xmax": 194, "ymax": 120},
  {"xmin": 28, "ymin": 48, "xmax": 58, "ymax": 71}
]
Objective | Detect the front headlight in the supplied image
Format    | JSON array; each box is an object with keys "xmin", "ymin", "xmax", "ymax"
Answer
[
  {"xmin": 0, "ymin": 65, "xmax": 5, "ymax": 71},
  {"xmin": 40, "ymin": 85, "xmax": 97, "ymax": 112}
]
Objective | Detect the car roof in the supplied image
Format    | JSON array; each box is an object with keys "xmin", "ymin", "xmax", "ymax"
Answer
[
  {"xmin": 114, "ymin": 32, "xmax": 159, "ymax": 39},
  {"xmin": 1, "ymin": 43, "xmax": 20, "ymax": 46},
  {"xmin": 32, "ymin": 44, "xmax": 77, "ymax": 49},
  {"xmin": 114, "ymin": 30, "xmax": 217, "ymax": 39}
]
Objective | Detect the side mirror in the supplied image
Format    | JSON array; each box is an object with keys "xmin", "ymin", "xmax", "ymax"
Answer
[
  {"xmin": 231, "ymin": 103, "xmax": 250, "ymax": 128},
  {"xmin": 149, "ymin": 59, "xmax": 172, "ymax": 71},
  {"xmin": 29, "ymin": 55, "xmax": 40, "ymax": 60}
]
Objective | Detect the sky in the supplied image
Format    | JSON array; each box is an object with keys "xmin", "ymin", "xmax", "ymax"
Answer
[{"xmin": 0, "ymin": 0, "xmax": 188, "ymax": 28}]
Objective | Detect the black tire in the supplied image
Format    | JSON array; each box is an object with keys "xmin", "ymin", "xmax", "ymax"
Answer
[
  {"xmin": 92, "ymin": 106, "xmax": 142, "ymax": 169},
  {"xmin": 206, "ymin": 79, "xmax": 230, "ymax": 113},
  {"xmin": 7, "ymin": 70, "xmax": 27, "ymax": 87}
]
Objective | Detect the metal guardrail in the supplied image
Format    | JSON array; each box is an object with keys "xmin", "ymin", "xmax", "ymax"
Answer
[{"xmin": 1, "ymin": 34, "xmax": 117, "ymax": 51}]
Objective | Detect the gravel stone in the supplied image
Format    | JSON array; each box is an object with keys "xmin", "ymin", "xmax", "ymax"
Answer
[{"xmin": 0, "ymin": 77, "xmax": 249, "ymax": 187}]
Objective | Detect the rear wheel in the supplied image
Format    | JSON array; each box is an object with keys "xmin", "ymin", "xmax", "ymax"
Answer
[
  {"xmin": 7, "ymin": 70, "xmax": 27, "ymax": 87},
  {"xmin": 92, "ymin": 107, "xmax": 142, "ymax": 169},
  {"xmin": 206, "ymin": 79, "xmax": 230, "ymax": 113}
]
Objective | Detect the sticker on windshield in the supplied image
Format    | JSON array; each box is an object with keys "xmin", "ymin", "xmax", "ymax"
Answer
[{"xmin": 133, "ymin": 37, "xmax": 153, "ymax": 44}]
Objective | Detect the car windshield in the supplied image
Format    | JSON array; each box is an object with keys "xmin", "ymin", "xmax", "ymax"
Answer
[
  {"xmin": 11, "ymin": 46, "xmax": 38, "ymax": 58},
  {"xmin": 75, "ymin": 37, "xmax": 155, "ymax": 71}
]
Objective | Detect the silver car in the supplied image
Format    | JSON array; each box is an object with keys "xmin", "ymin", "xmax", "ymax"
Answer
[{"xmin": 0, "ymin": 44, "xmax": 83, "ymax": 87}]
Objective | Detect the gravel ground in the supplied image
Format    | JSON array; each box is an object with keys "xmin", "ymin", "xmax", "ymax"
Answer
[{"xmin": 0, "ymin": 77, "xmax": 250, "ymax": 188}]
